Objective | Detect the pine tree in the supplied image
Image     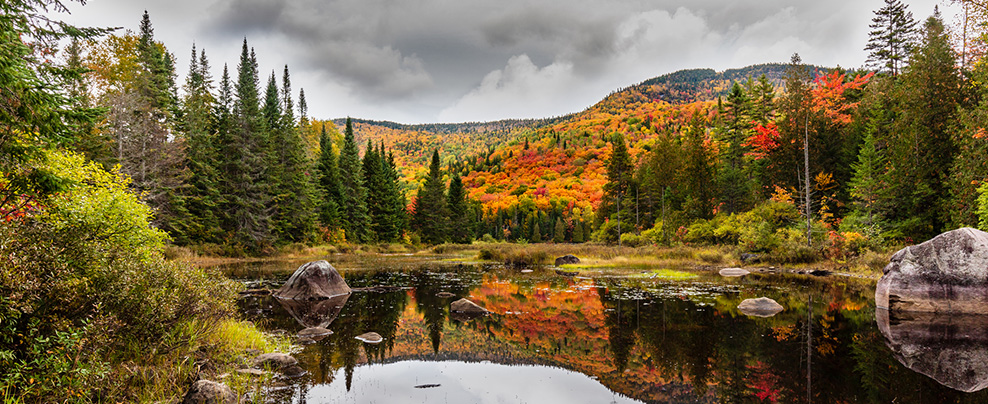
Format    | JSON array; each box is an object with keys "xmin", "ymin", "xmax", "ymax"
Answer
[
  {"xmin": 413, "ymin": 150, "xmax": 449, "ymax": 244},
  {"xmin": 317, "ymin": 125, "xmax": 343, "ymax": 229},
  {"xmin": 223, "ymin": 39, "xmax": 273, "ymax": 250},
  {"xmin": 553, "ymin": 217, "xmax": 566, "ymax": 243},
  {"xmin": 266, "ymin": 67, "xmax": 317, "ymax": 243},
  {"xmin": 572, "ymin": 220, "xmax": 585, "ymax": 243},
  {"xmin": 338, "ymin": 118, "xmax": 370, "ymax": 242},
  {"xmin": 180, "ymin": 44, "xmax": 223, "ymax": 243},
  {"xmin": 447, "ymin": 174, "xmax": 471, "ymax": 243},
  {"xmin": 599, "ymin": 133, "xmax": 634, "ymax": 241},
  {"xmin": 848, "ymin": 128, "xmax": 886, "ymax": 231},
  {"xmin": 363, "ymin": 140, "xmax": 384, "ymax": 242},
  {"xmin": 885, "ymin": 12, "xmax": 961, "ymax": 238},
  {"xmin": 378, "ymin": 149, "xmax": 408, "ymax": 242},
  {"xmin": 865, "ymin": 0, "xmax": 918, "ymax": 77}
]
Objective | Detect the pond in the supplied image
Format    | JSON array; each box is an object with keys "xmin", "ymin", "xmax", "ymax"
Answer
[{"xmin": 227, "ymin": 256, "xmax": 988, "ymax": 403}]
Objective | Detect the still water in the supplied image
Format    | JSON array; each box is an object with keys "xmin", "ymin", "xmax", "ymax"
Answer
[{"xmin": 229, "ymin": 256, "xmax": 988, "ymax": 403}]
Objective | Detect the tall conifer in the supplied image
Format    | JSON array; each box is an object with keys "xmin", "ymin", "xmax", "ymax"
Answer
[{"xmin": 339, "ymin": 118, "xmax": 370, "ymax": 242}]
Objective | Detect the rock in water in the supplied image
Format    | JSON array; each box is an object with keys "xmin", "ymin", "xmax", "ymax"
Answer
[
  {"xmin": 298, "ymin": 326, "xmax": 333, "ymax": 341},
  {"xmin": 554, "ymin": 255, "xmax": 581, "ymax": 266},
  {"xmin": 876, "ymin": 227, "xmax": 988, "ymax": 314},
  {"xmin": 252, "ymin": 353, "xmax": 297, "ymax": 370},
  {"xmin": 451, "ymin": 298, "xmax": 488, "ymax": 314},
  {"xmin": 277, "ymin": 293, "xmax": 349, "ymax": 328},
  {"xmin": 275, "ymin": 260, "xmax": 351, "ymax": 300},
  {"xmin": 355, "ymin": 332, "xmax": 383, "ymax": 344},
  {"xmin": 737, "ymin": 297, "xmax": 784, "ymax": 317},
  {"xmin": 182, "ymin": 380, "xmax": 236, "ymax": 404},
  {"xmin": 719, "ymin": 268, "xmax": 750, "ymax": 277}
]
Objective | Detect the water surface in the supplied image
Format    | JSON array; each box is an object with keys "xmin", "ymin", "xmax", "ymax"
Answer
[{"xmin": 229, "ymin": 256, "xmax": 988, "ymax": 403}]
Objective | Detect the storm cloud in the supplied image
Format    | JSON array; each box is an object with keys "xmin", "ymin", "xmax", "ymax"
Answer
[{"xmin": 60, "ymin": 0, "xmax": 951, "ymax": 123}]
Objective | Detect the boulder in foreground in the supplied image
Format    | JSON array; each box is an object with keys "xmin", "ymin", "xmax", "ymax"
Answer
[
  {"xmin": 876, "ymin": 227, "xmax": 988, "ymax": 314},
  {"xmin": 737, "ymin": 297, "xmax": 784, "ymax": 317},
  {"xmin": 274, "ymin": 260, "xmax": 351, "ymax": 300}
]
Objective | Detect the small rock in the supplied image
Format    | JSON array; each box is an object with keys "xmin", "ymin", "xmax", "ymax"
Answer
[
  {"xmin": 181, "ymin": 380, "xmax": 236, "ymax": 404},
  {"xmin": 235, "ymin": 368, "xmax": 266, "ymax": 377},
  {"xmin": 555, "ymin": 269, "xmax": 578, "ymax": 277},
  {"xmin": 719, "ymin": 267, "xmax": 750, "ymax": 277},
  {"xmin": 737, "ymin": 297, "xmax": 784, "ymax": 318},
  {"xmin": 520, "ymin": 269, "xmax": 533, "ymax": 273},
  {"xmin": 297, "ymin": 326, "xmax": 333, "ymax": 341},
  {"xmin": 436, "ymin": 292, "xmax": 456, "ymax": 298},
  {"xmin": 253, "ymin": 353, "xmax": 297, "ymax": 370},
  {"xmin": 415, "ymin": 384, "xmax": 441, "ymax": 388},
  {"xmin": 296, "ymin": 337, "xmax": 316, "ymax": 345},
  {"xmin": 554, "ymin": 255, "xmax": 581, "ymax": 266},
  {"xmin": 281, "ymin": 365, "xmax": 307, "ymax": 377},
  {"xmin": 451, "ymin": 298, "xmax": 489, "ymax": 314},
  {"xmin": 238, "ymin": 289, "xmax": 271, "ymax": 296},
  {"xmin": 740, "ymin": 253, "xmax": 761, "ymax": 263},
  {"xmin": 355, "ymin": 332, "xmax": 383, "ymax": 344},
  {"xmin": 809, "ymin": 270, "xmax": 831, "ymax": 277}
]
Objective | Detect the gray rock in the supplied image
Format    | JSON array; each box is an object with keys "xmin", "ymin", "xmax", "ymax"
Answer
[
  {"xmin": 252, "ymin": 353, "xmax": 297, "ymax": 370},
  {"xmin": 235, "ymin": 368, "xmax": 266, "ymax": 377},
  {"xmin": 554, "ymin": 255, "xmax": 581, "ymax": 266},
  {"xmin": 737, "ymin": 297, "xmax": 784, "ymax": 317},
  {"xmin": 297, "ymin": 326, "xmax": 333, "ymax": 341},
  {"xmin": 355, "ymin": 332, "xmax": 383, "ymax": 344},
  {"xmin": 181, "ymin": 380, "xmax": 236, "ymax": 404},
  {"xmin": 877, "ymin": 309, "xmax": 988, "ymax": 392},
  {"xmin": 719, "ymin": 267, "xmax": 750, "ymax": 277},
  {"xmin": 274, "ymin": 260, "xmax": 351, "ymax": 301},
  {"xmin": 451, "ymin": 298, "xmax": 488, "ymax": 314},
  {"xmin": 876, "ymin": 227, "xmax": 988, "ymax": 314}
]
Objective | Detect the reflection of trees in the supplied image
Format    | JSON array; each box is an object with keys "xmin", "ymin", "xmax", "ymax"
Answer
[
  {"xmin": 600, "ymin": 287, "xmax": 638, "ymax": 372},
  {"xmin": 411, "ymin": 267, "xmax": 474, "ymax": 354}
]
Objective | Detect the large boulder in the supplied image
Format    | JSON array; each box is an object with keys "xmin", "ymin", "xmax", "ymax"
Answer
[
  {"xmin": 274, "ymin": 260, "xmax": 351, "ymax": 300},
  {"xmin": 876, "ymin": 228, "xmax": 988, "ymax": 314},
  {"xmin": 554, "ymin": 255, "xmax": 581, "ymax": 266},
  {"xmin": 877, "ymin": 309, "xmax": 988, "ymax": 392},
  {"xmin": 181, "ymin": 380, "xmax": 236, "ymax": 404}
]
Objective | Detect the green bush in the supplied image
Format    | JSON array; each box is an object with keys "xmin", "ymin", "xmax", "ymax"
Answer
[
  {"xmin": 619, "ymin": 232, "xmax": 643, "ymax": 247},
  {"xmin": 0, "ymin": 152, "xmax": 236, "ymax": 401}
]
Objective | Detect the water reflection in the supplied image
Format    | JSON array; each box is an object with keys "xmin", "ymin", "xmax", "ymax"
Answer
[
  {"xmin": 877, "ymin": 309, "xmax": 988, "ymax": 393},
  {"xmin": 277, "ymin": 294, "xmax": 349, "ymax": 328},
  {"xmin": 232, "ymin": 262, "xmax": 988, "ymax": 403}
]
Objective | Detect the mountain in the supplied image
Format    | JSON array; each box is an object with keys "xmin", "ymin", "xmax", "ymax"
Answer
[{"xmin": 337, "ymin": 63, "xmax": 817, "ymax": 211}]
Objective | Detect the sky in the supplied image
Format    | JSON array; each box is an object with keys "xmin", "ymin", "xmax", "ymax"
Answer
[{"xmin": 59, "ymin": 0, "xmax": 956, "ymax": 124}]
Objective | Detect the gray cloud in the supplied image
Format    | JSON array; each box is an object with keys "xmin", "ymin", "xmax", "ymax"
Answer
[{"xmin": 60, "ymin": 0, "xmax": 956, "ymax": 123}]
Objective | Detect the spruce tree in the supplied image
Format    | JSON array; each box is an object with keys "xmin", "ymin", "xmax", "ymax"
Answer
[
  {"xmin": 224, "ymin": 39, "xmax": 273, "ymax": 250},
  {"xmin": 848, "ymin": 129, "xmax": 886, "ymax": 231},
  {"xmin": 266, "ymin": 67, "xmax": 317, "ymax": 243},
  {"xmin": 447, "ymin": 174, "xmax": 471, "ymax": 243},
  {"xmin": 413, "ymin": 150, "xmax": 449, "ymax": 244},
  {"xmin": 317, "ymin": 125, "xmax": 343, "ymax": 229},
  {"xmin": 553, "ymin": 217, "xmax": 566, "ymax": 243},
  {"xmin": 363, "ymin": 140, "xmax": 384, "ymax": 242},
  {"xmin": 180, "ymin": 44, "xmax": 223, "ymax": 243},
  {"xmin": 338, "ymin": 118, "xmax": 370, "ymax": 242},
  {"xmin": 376, "ymin": 147, "xmax": 408, "ymax": 242},
  {"xmin": 865, "ymin": 0, "xmax": 918, "ymax": 76},
  {"xmin": 599, "ymin": 133, "xmax": 634, "ymax": 241}
]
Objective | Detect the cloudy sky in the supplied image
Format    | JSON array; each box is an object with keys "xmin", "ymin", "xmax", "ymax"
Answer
[{"xmin": 60, "ymin": 0, "xmax": 954, "ymax": 124}]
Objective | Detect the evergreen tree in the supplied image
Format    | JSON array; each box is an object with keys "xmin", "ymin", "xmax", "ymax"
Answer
[
  {"xmin": 553, "ymin": 217, "xmax": 566, "ymax": 243},
  {"xmin": 338, "ymin": 118, "xmax": 370, "ymax": 242},
  {"xmin": 180, "ymin": 44, "xmax": 222, "ymax": 243},
  {"xmin": 865, "ymin": 0, "xmax": 918, "ymax": 76},
  {"xmin": 531, "ymin": 220, "xmax": 542, "ymax": 243},
  {"xmin": 378, "ymin": 149, "xmax": 408, "ymax": 242},
  {"xmin": 885, "ymin": 12, "xmax": 961, "ymax": 238},
  {"xmin": 681, "ymin": 114, "xmax": 716, "ymax": 221},
  {"xmin": 317, "ymin": 125, "xmax": 343, "ymax": 229},
  {"xmin": 413, "ymin": 150, "xmax": 449, "ymax": 244},
  {"xmin": 599, "ymin": 133, "xmax": 634, "ymax": 240},
  {"xmin": 719, "ymin": 81, "xmax": 753, "ymax": 214},
  {"xmin": 848, "ymin": 128, "xmax": 886, "ymax": 232},
  {"xmin": 572, "ymin": 220, "xmax": 585, "ymax": 243},
  {"xmin": 363, "ymin": 140, "xmax": 384, "ymax": 242},
  {"xmin": 267, "ymin": 67, "xmax": 317, "ymax": 243},
  {"xmin": 223, "ymin": 39, "xmax": 273, "ymax": 250},
  {"xmin": 447, "ymin": 174, "xmax": 471, "ymax": 243}
]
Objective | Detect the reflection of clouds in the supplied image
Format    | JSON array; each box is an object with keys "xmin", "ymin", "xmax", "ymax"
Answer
[{"xmin": 306, "ymin": 360, "xmax": 644, "ymax": 403}]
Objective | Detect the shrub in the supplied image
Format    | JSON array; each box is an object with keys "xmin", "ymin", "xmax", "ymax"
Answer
[
  {"xmin": 619, "ymin": 232, "xmax": 643, "ymax": 247},
  {"xmin": 0, "ymin": 152, "xmax": 236, "ymax": 401}
]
